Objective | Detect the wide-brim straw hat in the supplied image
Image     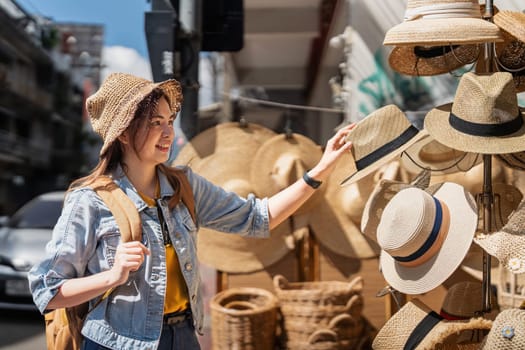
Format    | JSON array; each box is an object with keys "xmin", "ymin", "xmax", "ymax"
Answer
[
  {"xmin": 308, "ymin": 161, "xmax": 381, "ymax": 259},
  {"xmin": 378, "ymin": 182, "xmax": 478, "ymax": 295},
  {"xmin": 388, "ymin": 44, "xmax": 480, "ymax": 76},
  {"xmin": 361, "ymin": 169, "xmax": 432, "ymax": 242},
  {"xmin": 173, "ymin": 122, "xmax": 276, "ymax": 168},
  {"xmin": 373, "ymin": 299, "xmax": 493, "ymax": 350},
  {"xmin": 194, "ymin": 151, "xmax": 293, "ymax": 273},
  {"xmin": 340, "ymin": 104, "xmax": 427, "ymax": 186},
  {"xmin": 474, "ymin": 197, "xmax": 525, "ymax": 274},
  {"xmin": 250, "ymin": 133, "xmax": 325, "ymax": 215},
  {"xmin": 400, "ymin": 134, "xmax": 481, "ymax": 175},
  {"xmin": 493, "ymin": 10, "xmax": 525, "ymax": 93},
  {"xmin": 424, "ymin": 72, "xmax": 525, "ymax": 155},
  {"xmin": 87, "ymin": 73, "xmax": 183, "ymax": 156},
  {"xmin": 383, "ymin": 0, "xmax": 502, "ymax": 47},
  {"xmin": 480, "ymin": 308, "xmax": 525, "ymax": 349}
]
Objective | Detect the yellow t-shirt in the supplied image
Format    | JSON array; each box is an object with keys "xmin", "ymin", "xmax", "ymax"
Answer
[{"xmin": 138, "ymin": 183, "xmax": 189, "ymax": 314}]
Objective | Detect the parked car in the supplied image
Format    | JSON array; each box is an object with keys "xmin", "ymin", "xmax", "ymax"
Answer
[{"xmin": 0, "ymin": 191, "xmax": 65, "ymax": 310}]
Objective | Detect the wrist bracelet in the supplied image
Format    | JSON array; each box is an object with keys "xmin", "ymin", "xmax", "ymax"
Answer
[{"xmin": 303, "ymin": 171, "xmax": 322, "ymax": 189}]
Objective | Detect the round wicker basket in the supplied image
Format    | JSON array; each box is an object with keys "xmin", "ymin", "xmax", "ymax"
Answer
[{"xmin": 210, "ymin": 287, "xmax": 278, "ymax": 350}]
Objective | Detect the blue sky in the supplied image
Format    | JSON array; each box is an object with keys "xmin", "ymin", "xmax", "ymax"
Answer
[{"xmin": 17, "ymin": 0, "xmax": 151, "ymax": 57}]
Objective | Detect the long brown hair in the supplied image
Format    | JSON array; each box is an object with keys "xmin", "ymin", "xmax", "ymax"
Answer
[{"xmin": 70, "ymin": 88, "xmax": 186, "ymax": 209}]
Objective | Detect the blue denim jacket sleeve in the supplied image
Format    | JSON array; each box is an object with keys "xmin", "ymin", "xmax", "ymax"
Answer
[
  {"xmin": 185, "ymin": 167, "xmax": 270, "ymax": 237},
  {"xmin": 28, "ymin": 188, "xmax": 101, "ymax": 314}
]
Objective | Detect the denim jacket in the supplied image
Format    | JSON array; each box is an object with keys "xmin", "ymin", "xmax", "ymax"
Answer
[{"xmin": 28, "ymin": 166, "xmax": 270, "ymax": 350}]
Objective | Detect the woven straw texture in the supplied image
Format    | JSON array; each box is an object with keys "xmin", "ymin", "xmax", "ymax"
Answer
[
  {"xmin": 497, "ymin": 151, "xmax": 525, "ymax": 171},
  {"xmin": 480, "ymin": 308, "xmax": 525, "ymax": 349},
  {"xmin": 87, "ymin": 73, "xmax": 182, "ymax": 156},
  {"xmin": 493, "ymin": 21, "xmax": 525, "ymax": 93},
  {"xmin": 388, "ymin": 44, "xmax": 479, "ymax": 76},
  {"xmin": 372, "ymin": 299, "xmax": 492, "ymax": 350},
  {"xmin": 273, "ymin": 275, "xmax": 365, "ymax": 349},
  {"xmin": 342, "ymin": 104, "xmax": 427, "ymax": 185},
  {"xmin": 441, "ymin": 282, "xmax": 484, "ymax": 319},
  {"xmin": 474, "ymin": 198, "xmax": 525, "ymax": 274},
  {"xmin": 210, "ymin": 287, "xmax": 278, "ymax": 350},
  {"xmin": 424, "ymin": 72, "xmax": 525, "ymax": 155},
  {"xmin": 383, "ymin": 0, "xmax": 502, "ymax": 46}
]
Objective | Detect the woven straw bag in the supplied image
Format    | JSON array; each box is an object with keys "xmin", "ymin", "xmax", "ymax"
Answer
[
  {"xmin": 273, "ymin": 275, "xmax": 364, "ymax": 349},
  {"xmin": 210, "ymin": 287, "xmax": 278, "ymax": 350}
]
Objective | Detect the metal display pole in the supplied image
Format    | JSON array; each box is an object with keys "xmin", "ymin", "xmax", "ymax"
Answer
[{"xmin": 480, "ymin": 0, "xmax": 495, "ymax": 314}]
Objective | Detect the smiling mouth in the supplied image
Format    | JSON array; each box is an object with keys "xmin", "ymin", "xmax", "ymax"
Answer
[{"xmin": 156, "ymin": 144, "xmax": 171, "ymax": 152}]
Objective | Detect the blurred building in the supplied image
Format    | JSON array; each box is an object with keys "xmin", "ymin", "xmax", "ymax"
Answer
[{"xmin": 0, "ymin": 0, "xmax": 103, "ymax": 214}]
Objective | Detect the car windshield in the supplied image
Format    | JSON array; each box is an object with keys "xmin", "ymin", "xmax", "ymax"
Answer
[{"xmin": 9, "ymin": 196, "xmax": 63, "ymax": 229}]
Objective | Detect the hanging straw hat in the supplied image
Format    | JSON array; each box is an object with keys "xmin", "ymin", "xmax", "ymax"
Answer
[
  {"xmin": 383, "ymin": 0, "xmax": 502, "ymax": 47},
  {"xmin": 497, "ymin": 151, "xmax": 525, "ymax": 171},
  {"xmin": 361, "ymin": 169, "xmax": 431, "ymax": 242},
  {"xmin": 194, "ymin": 151, "xmax": 293, "ymax": 273},
  {"xmin": 440, "ymin": 281, "xmax": 496, "ymax": 320},
  {"xmin": 87, "ymin": 72, "xmax": 183, "ymax": 156},
  {"xmin": 480, "ymin": 308, "xmax": 525, "ymax": 349},
  {"xmin": 340, "ymin": 104, "xmax": 427, "ymax": 186},
  {"xmin": 377, "ymin": 182, "xmax": 478, "ymax": 295},
  {"xmin": 308, "ymin": 161, "xmax": 382, "ymax": 259},
  {"xmin": 173, "ymin": 122, "xmax": 276, "ymax": 168},
  {"xmin": 493, "ymin": 10, "xmax": 525, "ymax": 93},
  {"xmin": 373, "ymin": 299, "xmax": 493, "ymax": 350},
  {"xmin": 388, "ymin": 44, "xmax": 480, "ymax": 76},
  {"xmin": 474, "ymin": 197, "xmax": 525, "ymax": 275},
  {"xmin": 400, "ymin": 134, "xmax": 481, "ymax": 175},
  {"xmin": 250, "ymin": 133, "xmax": 325, "ymax": 215},
  {"xmin": 424, "ymin": 72, "xmax": 525, "ymax": 155}
]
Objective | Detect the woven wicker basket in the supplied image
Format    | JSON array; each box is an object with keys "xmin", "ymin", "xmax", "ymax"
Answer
[
  {"xmin": 273, "ymin": 275, "xmax": 364, "ymax": 349},
  {"xmin": 210, "ymin": 287, "xmax": 278, "ymax": 350}
]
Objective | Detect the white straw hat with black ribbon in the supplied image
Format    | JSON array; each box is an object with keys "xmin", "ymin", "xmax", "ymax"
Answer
[{"xmin": 424, "ymin": 72, "xmax": 525, "ymax": 155}]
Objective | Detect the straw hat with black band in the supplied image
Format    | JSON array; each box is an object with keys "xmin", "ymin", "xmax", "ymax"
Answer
[
  {"xmin": 424, "ymin": 72, "xmax": 525, "ymax": 155},
  {"xmin": 87, "ymin": 73, "xmax": 183, "ymax": 156},
  {"xmin": 340, "ymin": 104, "xmax": 427, "ymax": 186},
  {"xmin": 376, "ymin": 182, "xmax": 478, "ymax": 295},
  {"xmin": 383, "ymin": 0, "xmax": 502, "ymax": 47},
  {"xmin": 373, "ymin": 299, "xmax": 492, "ymax": 350}
]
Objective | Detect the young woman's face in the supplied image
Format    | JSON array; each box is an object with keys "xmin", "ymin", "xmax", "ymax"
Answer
[{"xmin": 133, "ymin": 96, "xmax": 176, "ymax": 165}]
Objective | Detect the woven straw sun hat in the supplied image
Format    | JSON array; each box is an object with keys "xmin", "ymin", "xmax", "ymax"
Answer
[
  {"xmin": 173, "ymin": 122, "xmax": 276, "ymax": 168},
  {"xmin": 377, "ymin": 182, "xmax": 478, "ymax": 295},
  {"xmin": 308, "ymin": 160, "xmax": 382, "ymax": 259},
  {"xmin": 383, "ymin": 0, "xmax": 502, "ymax": 47},
  {"xmin": 388, "ymin": 44, "xmax": 480, "ymax": 76},
  {"xmin": 480, "ymin": 308, "xmax": 525, "ymax": 349},
  {"xmin": 372, "ymin": 298, "xmax": 493, "ymax": 350},
  {"xmin": 474, "ymin": 197, "xmax": 525, "ymax": 275},
  {"xmin": 400, "ymin": 134, "xmax": 481, "ymax": 175},
  {"xmin": 493, "ymin": 10, "xmax": 525, "ymax": 93},
  {"xmin": 87, "ymin": 72, "xmax": 183, "ymax": 156},
  {"xmin": 440, "ymin": 281, "xmax": 499, "ymax": 321},
  {"xmin": 250, "ymin": 133, "xmax": 325, "ymax": 215},
  {"xmin": 340, "ymin": 104, "xmax": 427, "ymax": 186},
  {"xmin": 424, "ymin": 72, "xmax": 525, "ymax": 155}
]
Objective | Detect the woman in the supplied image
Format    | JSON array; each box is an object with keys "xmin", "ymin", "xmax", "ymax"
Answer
[{"xmin": 28, "ymin": 73, "xmax": 354, "ymax": 350}]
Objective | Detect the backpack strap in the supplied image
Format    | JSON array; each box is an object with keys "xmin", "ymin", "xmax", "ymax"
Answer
[
  {"xmin": 89, "ymin": 176, "xmax": 142, "ymax": 243},
  {"xmin": 175, "ymin": 171, "xmax": 196, "ymax": 224}
]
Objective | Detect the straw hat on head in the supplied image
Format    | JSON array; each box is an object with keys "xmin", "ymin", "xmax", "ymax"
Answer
[
  {"xmin": 388, "ymin": 44, "xmax": 480, "ymax": 76},
  {"xmin": 173, "ymin": 122, "xmax": 276, "ymax": 168},
  {"xmin": 424, "ymin": 72, "xmax": 525, "ymax": 155},
  {"xmin": 480, "ymin": 308, "xmax": 525, "ymax": 349},
  {"xmin": 400, "ymin": 134, "xmax": 481, "ymax": 175},
  {"xmin": 373, "ymin": 299, "xmax": 492, "ymax": 350},
  {"xmin": 474, "ymin": 198, "xmax": 525, "ymax": 274},
  {"xmin": 87, "ymin": 72, "xmax": 183, "ymax": 156},
  {"xmin": 340, "ymin": 104, "xmax": 427, "ymax": 186},
  {"xmin": 250, "ymin": 133, "xmax": 325, "ymax": 215},
  {"xmin": 194, "ymin": 151, "xmax": 293, "ymax": 273},
  {"xmin": 377, "ymin": 182, "xmax": 478, "ymax": 295},
  {"xmin": 383, "ymin": 0, "xmax": 502, "ymax": 47}
]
